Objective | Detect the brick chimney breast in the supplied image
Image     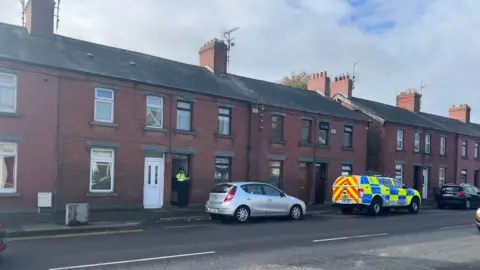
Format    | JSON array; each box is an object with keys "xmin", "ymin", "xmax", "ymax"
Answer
[
  {"xmin": 396, "ymin": 90, "xmax": 422, "ymax": 113},
  {"xmin": 307, "ymin": 71, "xmax": 330, "ymax": 97},
  {"xmin": 198, "ymin": 38, "xmax": 228, "ymax": 73},
  {"xmin": 25, "ymin": 0, "xmax": 55, "ymax": 35},
  {"xmin": 330, "ymin": 73, "xmax": 353, "ymax": 99},
  {"xmin": 449, "ymin": 104, "xmax": 471, "ymax": 123}
]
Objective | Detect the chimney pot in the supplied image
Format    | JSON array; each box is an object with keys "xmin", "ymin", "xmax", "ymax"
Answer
[
  {"xmin": 198, "ymin": 38, "xmax": 228, "ymax": 73},
  {"xmin": 449, "ymin": 104, "xmax": 471, "ymax": 123},
  {"xmin": 307, "ymin": 70, "xmax": 330, "ymax": 97},
  {"xmin": 396, "ymin": 90, "xmax": 422, "ymax": 113},
  {"xmin": 25, "ymin": 0, "xmax": 55, "ymax": 35}
]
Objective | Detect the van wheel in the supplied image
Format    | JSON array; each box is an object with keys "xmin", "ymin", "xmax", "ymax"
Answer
[
  {"xmin": 408, "ymin": 197, "xmax": 420, "ymax": 214},
  {"xmin": 234, "ymin": 206, "xmax": 250, "ymax": 223},
  {"xmin": 340, "ymin": 207, "xmax": 353, "ymax": 214},
  {"xmin": 369, "ymin": 197, "xmax": 383, "ymax": 216}
]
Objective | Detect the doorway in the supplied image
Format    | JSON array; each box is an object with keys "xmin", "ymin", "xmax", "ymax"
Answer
[
  {"xmin": 315, "ymin": 163, "xmax": 327, "ymax": 204},
  {"xmin": 422, "ymin": 167, "xmax": 429, "ymax": 199},
  {"xmin": 171, "ymin": 154, "xmax": 191, "ymax": 207},
  {"xmin": 475, "ymin": 171, "xmax": 479, "ymax": 188},
  {"xmin": 298, "ymin": 163, "xmax": 312, "ymax": 203},
  {"xmin": 413, "ymin": 166, "xmax": 421, "ymax": 191},
  {"xmin": 143, "ymin": 157, "xmax": 165, "ymax": 209}
]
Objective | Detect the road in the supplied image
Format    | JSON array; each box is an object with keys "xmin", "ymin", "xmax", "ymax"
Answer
[{"xmin": 1, "ymin": 209, "xmax": 479, "ymax": 270}]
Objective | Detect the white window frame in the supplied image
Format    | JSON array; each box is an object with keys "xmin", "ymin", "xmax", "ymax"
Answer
[
  {"xmin": 425, "ymin": 134, "xmax": 431, "ymax": 154},
  {"xmin": 396, "ymin": 130, "xmax": 404, "ymax": 150},
  {"xmin": 414, "ymin": 132, "xmax": 421, "ymax": 152},
  {"xmin": 341, "ymin": 165, "xmax": 352, "ymax": 176},
  {"xmin": 145, "ymin": 96, "xmax": 164, "ymax": 129},
  {"xmin": 94, "ymin": 88, "xmax": 115, "ymax": 123},
  {"xmin": 439, "ymin": 167, "xmax": 446, "ymax": 187},
  {"xmin": 0, "ymin": 142, "xmax": 17, "ymax": 193},
  {"xmin": 440, "ymin": 136, "xmax": 446, "ymax": 155},
  {"xmin": 89, "ymin": 148, "xmax": 115, "ymax": 193},
  {"xmin": 475, "ymin": 142, "xmax": 479, "ymax": 159},
  {"xmin": 0, "ymin": 72, "xmax": 17, "ymax": 113},
  {"xmin": 395, "ymin": 164, "xmax": 403, "ymax": 183}
]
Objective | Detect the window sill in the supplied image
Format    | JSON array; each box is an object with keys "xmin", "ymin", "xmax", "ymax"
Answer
[
  {"xmin": 270, "ymin": 140, "xmax": 285, "ymax": 145},
  {"xmin": 461, "ymin": 156, "xmax": 468, "ymax": 160},
  {"xmin": 174, "ymin": 129, "xmax": 196, "ymax": 136},
  {"xmin": 413, "ymin": 151, "xmax": 421, "ymax": 154},
  {"xmin": 316, "ymin": 144, "xmax": 330, "ymax": 149},
  {"xmin": 90, "ymin": 121, "xmax": 119, "ymax": 128},
  {"xmin": 424, "ymin": 152, "xmax": 432, "ymax": 155},
  {"xmin": 86, "ymin": 192, "xmax": 118, "ymax": 197},
  {"xmin": 440, "ymin": 154, "xmax": 447, "ymax": 157},
  {"xmin": 0, "ymin": 111, "xmax": 23, "ymax": 118},
  {"xmin": 396, "ymin": 149, "xmax": 404, "ymax": 152},
  {"xmin": 0, "ymin": 192, "xmax": 21, "ymax": 198},
  {"xmin": 299, "ymin": 142, "xmax": 313, "ymax": 147},
  {"xmin": 341, "ymin": 147, "xmax": 354, "ymax": 151},
  {"xmin": 216, "ymin": 134, "xmax": 234, "ymax": 139},
  {"xmin": 143, "ymin": 126, "xmax": 167, "ymax": 133}
]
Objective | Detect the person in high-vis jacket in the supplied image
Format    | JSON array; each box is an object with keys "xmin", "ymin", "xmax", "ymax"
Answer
[{"xmin": 176, "ymin": 167, "xmax": 190, "ymax": 206}]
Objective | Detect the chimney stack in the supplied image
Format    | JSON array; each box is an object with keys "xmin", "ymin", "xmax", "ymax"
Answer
[
  {"xmin": 25, "ymin": 0, "xmax": 55, "ymax": 36},
  {"xmin": 330, "ymin": 74, "xmax": 353, "ymax": 99},
  {"xmin": 449, "ymin": 104, "xmax": 471, "ymax": 123},
  {"xmin": 396, "ymin": 90, "xmax": 422, "ymax": 113},
  {"xmin": 199, "ymin": 39, "xmax": 228, "ymax": 73},
  {"xmin": 307, "ymin": 71, "xmax": 330, "ymax": 97}
]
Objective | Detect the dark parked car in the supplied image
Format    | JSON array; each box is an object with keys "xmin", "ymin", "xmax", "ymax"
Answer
[
  {"xmin": 436, "ymin": 183, "xmax": 480, "ymax": 209},
  {"xmin": 0, "ymin": 221, "xmax": 5, "ymax": 253}
]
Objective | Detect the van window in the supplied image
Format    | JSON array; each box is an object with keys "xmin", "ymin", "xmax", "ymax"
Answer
[{"xmin": 210, "ymin": 183, "xmax": 234, "ymax": 193}]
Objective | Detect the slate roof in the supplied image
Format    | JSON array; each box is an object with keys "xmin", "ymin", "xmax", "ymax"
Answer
[
  {"xmin": 351, "ymin": 97, "xmax": 480, "ymax": 137},
  {"xmin": 0, "ymin": 23, "xmax": 368, "ymax": 122}
]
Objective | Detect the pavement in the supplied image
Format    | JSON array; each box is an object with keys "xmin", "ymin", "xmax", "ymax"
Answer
[{"xmin": 0, "ymin": 207, "xmax": 476, "ymax": 270}]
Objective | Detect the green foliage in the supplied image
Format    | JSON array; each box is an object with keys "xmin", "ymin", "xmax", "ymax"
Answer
[{"xmin": 278, "ymin": 70, "xmax": 311, "ymax": 89}]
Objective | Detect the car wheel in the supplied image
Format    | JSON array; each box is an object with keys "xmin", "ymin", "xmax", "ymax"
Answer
[
  {"xmin": 464, "ymin": 200, "xmax": 471, "ymax": 210},
  {"xmin": 289, "ymin": 205, "xmax": 303, "ymax": 220},
  {"xmin": 340, "ymin": 207, "xmax": 353, "ymax": 214},
  {"xmin": 234, "ymin": 206, "xmax": 250, "ymax": 223},
  {"xmin": 408, "ymin": 198, "xmax": 420, "ymax": 214},
  {"xmin": 369, "ymin": 198, "xmax": 382, "ymax": 216}
]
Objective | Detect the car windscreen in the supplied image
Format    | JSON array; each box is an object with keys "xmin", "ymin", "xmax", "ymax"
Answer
[
  {"xmin": 210, "ymin": 183, "xmax": 234, "ymax": 193},
  {"xmin": 441, "ymin": 186, "xmax": 461, "ymax": 192}
]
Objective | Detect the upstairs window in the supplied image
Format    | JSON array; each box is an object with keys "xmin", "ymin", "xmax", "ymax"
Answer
[
  {"xmin": 462, "ymin": 140, "xmax": 468, "ymax": 158},
  {"xmin": 475, "ymin": 142, "xmax": 479, "ymax": 159},
  {"xmin": 146, "ymin": 96, "xmax": 163, "ymax": 128},
  {"xmin": 425, "ymin": 134, "xmax": 431, "ymax": 154},
  {"xmin": 318, "ymin": 122, "xmax": 329, "ymax": 146},
  {"xmin": 300, "ymin": 119, "xmax": 312, "ymax": 145},
  {"xmin": 440, "ymin": 136, "xmax": 446, "ymax": 155},
  {"xmin": 414, "ymin": 132, "xmax": 421, "ymax": 152},
  {"xmin": 176, "ymin": 101, "xmax": 193, "ymax": 131},
  {"xmin": 0, "ymin": 73, "xmax": 17, "ymax": 113},
  {"xmin": 218, "ymin": 107, "xmax": 232, "ymax": 136},
  {"xmin": 343, "ymin": 125, "xmax": 353, "ymax": 148},
  {"xmin": 94, "ymin": 88, "xmax": 115, "ymax": 123},
  {"xmin": 270, "ymin": 115, "xmax": 284, "ymax": 141},
  {"xmin": 396, "ymin": 130, "xmax": 404, "ymax": 150}
]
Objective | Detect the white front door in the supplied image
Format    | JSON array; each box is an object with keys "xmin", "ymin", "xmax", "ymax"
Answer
[
  {"xmin": 422, "ymin": 167, "xmax": 429, "ymax": 199},
  {"xmin": 143, "ymin": 157, "xmax": 165, "ymax": 209}
]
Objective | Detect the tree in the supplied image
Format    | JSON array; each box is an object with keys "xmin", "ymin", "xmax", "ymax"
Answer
[{"xmin": 278, "ymin": 70, "xmax": 311, "ymax": 89}]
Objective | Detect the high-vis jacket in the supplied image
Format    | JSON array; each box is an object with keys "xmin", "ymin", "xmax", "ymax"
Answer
[{"xmin": 176, "ymin": 173, "xmax": 188, "ymax": 182}]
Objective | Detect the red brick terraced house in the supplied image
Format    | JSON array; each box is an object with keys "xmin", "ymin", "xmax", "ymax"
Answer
[
  {"xmin": 0, "ymin": 0, "xmax": 370, "ymax": 213},
  {"xmin": 306, "ymin": 72, "xmax": 480, "ymax": 200}
]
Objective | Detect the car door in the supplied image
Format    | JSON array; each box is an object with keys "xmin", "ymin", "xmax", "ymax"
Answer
[
  {"xmin": 393, "ymin": 179, "xmax": 407, "ymax": 206},
  {"xmin": 241, "ymin": 184, "xmax": 267, "ymax": 217},
  {"xmin": 261, "ymin": 184, "xmax": 291, "ymax": 216},
  {"xmin": 467, "ymin": 186, "xmax": 480, "ymax": 206},
  {"xmin": 471, "ymin": 186, "xmax": 480, "ymax": 207},
  {"xmin": 381, "ymin": 178, "xmax": 396, "ymax": 206}
]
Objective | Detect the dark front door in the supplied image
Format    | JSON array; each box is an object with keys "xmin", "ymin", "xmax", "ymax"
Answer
[
  {"xmin": 171, "ymin": 154, "xmax": 191, "ymax": 207},
  {"xmin": 298, "ymin": 163, "xmax": 311, "ymax": 203},
  {"xmin": 475, "ymin": 171, "xmax": 479, "ymax": 188},
  {"xmin": 315, "ymin": 163, "xmax": 327, "ymax": 204},
  {"xmin": 413, "ymin": 166, "xmax": 421, "ymax": 191}
]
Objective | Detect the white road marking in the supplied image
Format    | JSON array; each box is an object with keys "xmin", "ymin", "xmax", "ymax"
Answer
[
  {"xmin": 312, "ymin": 233, "xmax": 388, "ymax": 243},
  {"xmin": 439, "ymin": 224, "xmax": 474, "ymax": 230},
  {"xmin": 48, "ymin": 251, "xmax": 216, "ymax": 270}
]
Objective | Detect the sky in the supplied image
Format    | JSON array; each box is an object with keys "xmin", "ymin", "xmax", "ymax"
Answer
[{"xmin": 0, "ymin": 0, "xmax": 479, "ymax": 121}]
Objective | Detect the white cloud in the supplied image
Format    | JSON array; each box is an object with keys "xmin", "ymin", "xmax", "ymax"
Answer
[{"xmin": 0, "ymin": 0, "xmax": 479, "ymax": 119}]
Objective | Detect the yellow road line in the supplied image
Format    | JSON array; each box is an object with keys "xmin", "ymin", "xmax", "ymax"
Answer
[{"xmin": 7, "ymin": 229, "xmax": 144, "ymax": 242}]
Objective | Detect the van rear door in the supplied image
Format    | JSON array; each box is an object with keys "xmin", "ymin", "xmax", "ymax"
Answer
[{"xmin": 332, "ymin": 176, "xmax": 360, "ymax": 204}]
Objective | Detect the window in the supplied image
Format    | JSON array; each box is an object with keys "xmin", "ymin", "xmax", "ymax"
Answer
[
  {"xmin": 462, "ymin": 140, "xmax": 468, "ymax": 158},
  {"xmin": 439, "ymin": 167, "xmax": 446, "ymax": 187},
  {"xmin": 440, "ymin": 136, "xmax": 446, "ymax": 155},
  {"xmin": 475, "ymin": 143, "xmax": 479, "ymax": 159},
  {"xmin": 89, "ymin": 149, "xmax": 115, "ymax": 192},
  {"xmin": 268, "ymin": 161, "xmax": 282, "ymax": 187},
  {"xmin": 241, "ymin": 184, "xmax": 263, "ymax": 195},
  {"xmin": 262, "ymin": 184, "xmax": 282, "ymax": 197},
  {"xmin": 218, "ymin": 107, "xmax": 231, "ymax": 135},
  {"xmin": 382, "ymin": 178, "xmax": 394, "ymax": 188},
  {"xmin": 146, "ymin": 96, "xmax": 163, "ymax": 128},
  {"xmin": 414, "ymin": 132, "xmax": 421, "ymax": 152},
  {"xmin": 270, "ymin": 115, "xmax": 284, "ymax": 141},
  {"xmin": 0, "ymin": 73, "xmax": 17, "ymax": 112},
  {"xmin": 341, "ymin": 165, "xmax": 352, "ymax": 176},
  {"xmin": 300, "ymin": 119, "xmax": 312, "ymax": 145},
  {"xmin": 176, "ymin": 101, "xmax": 193, "ymax": 131},
  {"xmin": 425, "ymin": 134, "xmax": 431, "ymax": 154},
  {"xmin": 343, "ymin": 126, "xmax": 353, "ymax": 148},
  {"xmin": 318, "ymin": 122, "xmax": 329, "ymax": 146},
  {"xmin": 396, "ymin": 130, "xmax": 404, "ymax": 150},
  {"xmin": 94, "ymin": 88, "xmax": 115, "ymax": 123},
  {"xmin": 461, "ymin": 169, "xmax": 467, "ymax": 183},
  {"xmin": 395, "ymin": 164, "xmax": 403, "ymax": 183},
  {"xmin": 0, "ymin": 142, "xmax": 17, "ymax": 192},
  {"xmin": 214, "ymin": 157, "xmax": 231, "ymax": 183},
  {"xmin": 393, "ymin": 179, "xmax": 403, "ymax": 188}
]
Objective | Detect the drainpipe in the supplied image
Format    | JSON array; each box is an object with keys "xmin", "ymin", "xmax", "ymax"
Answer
[
  {"xmin": 312, "ymin": 116, "xmax": 317, "ymax": 205},
  {"xmin": 246, "ymin": 103, "xmax": 253, "ymax": 181},
  {"xmin": 167, "ymin": 94, "xmax": 174, "ymax": 206},
  {"xmin": 453, "ymin": 133, "xmax": 459, "ymax": 184},
  {"xmin": 53, "ymin": 77, "xmax": 61, "ymax": 213}
]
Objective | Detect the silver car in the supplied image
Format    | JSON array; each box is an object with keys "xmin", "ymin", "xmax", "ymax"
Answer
[{"xmin": 205, "ymin": 182, "xmax": 307, "ymax": 223}]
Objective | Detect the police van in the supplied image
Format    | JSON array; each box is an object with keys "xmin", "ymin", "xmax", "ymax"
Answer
[{"xmin": 332, "ymin": 175, "xmax": 422, "ymax": 215}]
